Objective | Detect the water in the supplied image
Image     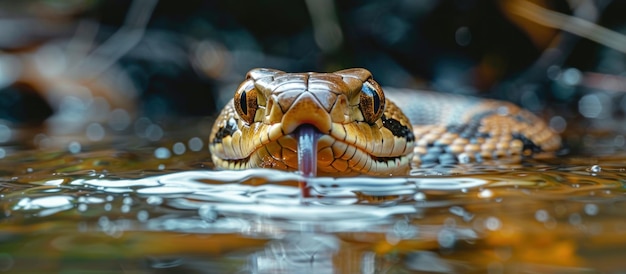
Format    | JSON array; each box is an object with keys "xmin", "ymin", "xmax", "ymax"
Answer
[{"xmin": 1, "ymin": 125, "xmax": 626, "ymax": 273}]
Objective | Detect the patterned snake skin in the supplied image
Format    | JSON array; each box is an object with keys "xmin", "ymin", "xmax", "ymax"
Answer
[{"xmin": 209, "ymin": 68, "xmax": 561, "ymax": 176}]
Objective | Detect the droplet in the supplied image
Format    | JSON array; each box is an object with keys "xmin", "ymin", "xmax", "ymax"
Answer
[
  {"xmin": 108, "ymin": 109, "xmax": 131, "ymax": 131},
  {"xmin": 546, "ymin": 65, "xmax": 561, "ymax": 80},
  {"xmin": 589, "ymin": 165, "xmax": 602, "ymax": 173},
  {"xmin": 437, "ymin": 229, "xmax": 456, "ymax": 249},
  {"xmin": 137, "ymin": 210, "xmax": 149, "ymax": 222},
  {"xmin": 134, "ymin": 117, "xmax": 151, "ymax": 137},
  {"xmin": 584, "ymin": 203, "xmax": 599, "ymax": 216},
  {"xmin": 0, "ymin": 124, "xmax": 11, "ymax": 143},
  {"xmin": 146, "ymin": 124, "xmax": 163, "ymax": 141},
  {"xmin": 77, "ymin": 204, "xmax": 88, "ymax": 212},
  {"xmin": 478, "ymin": 189, "xmax": 493, "ymax": 198},
  {"xmin": 154, "ymin": 147, "xmax": 171, "ymax": 159},
  {"xmin": 561, "ymin": 67, "xmax": 582, "ymax": 86},
  {"xmin": 413, "ymin": 192, "xmax": 426, "ymax": 201},
  {"xmin": 122, "ymin": 197, "xmax": 133, "ymax": 205},
  {"xmin": 146, "ymin": 196, "xmax": 163, "ymax": 205},
  {"xmin": 455, "ymin": 26, "xmax": 472, "ymax": 46},
  {"xmin": 535, "ymin": 209, "xmax": 549, "ymax": 222},
  {"xmin": 484, "ymin": 217, "xmax": 501, "ymax": 231},
  {"xmin": 188, "ymin": 137, "xmax": 203, "ymax": 151},
  {"xmin": 86, "ymin": 123, "xmax": 105, "ymax": 141},
  {"xmin": 569, "ymin": 213, "xmax": 582, "ymax": 225},
  {"xmin": 549, "ymin": 116, "xmax": 567, "ymax": 133},
  {"xmin": 68, "ymin": 141, "xmax": 81, "ymax": 154},
  {"xmin": 579, "ymin": 93, "xmax": 609, "ymax": 118},
  {"xmin": 173, "ymin": 142, "xmax": 186, "ymax": 155}
]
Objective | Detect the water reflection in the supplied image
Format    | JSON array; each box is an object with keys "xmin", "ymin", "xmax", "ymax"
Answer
[{"xmin": 1, "ymin": 138, "xmax": 626, "ymax": 272}]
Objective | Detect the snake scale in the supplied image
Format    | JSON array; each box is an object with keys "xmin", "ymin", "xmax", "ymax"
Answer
[{"xmin": 209, "ymin": 68, "xmax": 561, "ymax": 176}]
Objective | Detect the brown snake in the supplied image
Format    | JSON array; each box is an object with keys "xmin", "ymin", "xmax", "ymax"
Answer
[{"xmin": 209, "ymin": 68, "xmax": 561, "ymax": 176}]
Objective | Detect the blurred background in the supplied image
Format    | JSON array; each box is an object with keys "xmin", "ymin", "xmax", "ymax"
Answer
[{"xmin": 0, "ymin": 0, "xmax": 624, "ymax": 152}]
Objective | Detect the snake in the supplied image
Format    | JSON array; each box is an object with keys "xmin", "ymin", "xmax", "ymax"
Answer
[{"xmin": 209, "ymin": 68, "xmax": 561, "ymax": 176}]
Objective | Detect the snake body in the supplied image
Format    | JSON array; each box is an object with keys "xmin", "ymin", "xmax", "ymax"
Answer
[{"xmin": 209, "ymin": 68, "xmax": 561, "ymax": 176}]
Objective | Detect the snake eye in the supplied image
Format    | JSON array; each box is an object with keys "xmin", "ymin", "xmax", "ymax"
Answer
[
  {"xmin": 234, "ymin": 80, "xmax": 259, "ymax": 124},
  {"xmin": 359, "ymin": 78, "xmax": 385, "ymax": 124}
]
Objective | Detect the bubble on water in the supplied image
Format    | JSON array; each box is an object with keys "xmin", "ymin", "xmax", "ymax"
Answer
[
  {"xmin": 121, "ymin": 204, "xmax": 131, "ymax": 213},
  {"xmin": 106, "ymin": 195, "xmax": 114, "ymax": 202},
  {"xmin": 154, "ymin": 147, "xmax": 171, "ymax": 159},
  {"xmin": 173, "ymin": 142, "xmax": 186, "ymax": 155},
  {"xmin": 146, "ymin": 196, "xmax": 163, "ymax": 205},
  {"xmin": 98, "ymin": 216, "xmax": 110, "ymax": 228},
  {"xmin": 391, "ymin": 220, "xmax": 417, "ymax": 240},
  {"xmin": 0, "ymin": 124, "xmax": 11, "ymax": 143},
  {"xmin": 123, "ymin": 197, "xmax": 133, "ymax": 205},
  {"xmin": 26, "ymin": 168, "xmax": 33, "ymax": 173},
  {"xmin": 484, "ymin": 217, "xmax": 501, "ymax": 231},
  {"xmin": 188, "ymin": 137, "xmax": 203, "ymax": 151},
  {"xmin": 569, "ymin": 213, "xmax": 582, "ymax": 225},
  {"xmin": 77, "ymin": 204, "xmax": 88, "ymax": 212},
  {"xmin": 413, "ymin": 192, "xmax": 426, "ymax": 201},
  {"xmin": 158, "ymin": 164, "xmax": 165, "ymax": 170},
  {"xmin": 199, "ymin": 204, "xmax": 218, "ymax": 222},
  {"xmin": 589, "ymin": 165, "xmax": 602, "ymax": 173},
  {"xmin": 104, "ymin": 203, "xmax": 112, "ymax": 211},
  {"xmin": 137, "ymin": 210, "xmax": 149, "ymax": 222},
  {"xmin": 437, "ymin": 228, "xmax": 456, "ymax": 249},
  {"xmin": 478, "ymin": 189, "xmax": 493, "ymax": 198},
  {"xmin": 68, "ymin": 141, "xmax": 81, "ymax": 154},
  {"xmin": 584, "ymin": 203, "xmax": 599, "ymax": 216},
  {"xmin": 86, "ymin": 123, "xmax": 105, "ymax": 141},
  {"xmin": 535, "ymin": 209, "xmax": 549, "ymax": 222}
]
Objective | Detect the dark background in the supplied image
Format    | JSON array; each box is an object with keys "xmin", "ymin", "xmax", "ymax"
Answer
[{"xmin": 0, "ymin": 0, "xmax": 624, "ymax": 137}]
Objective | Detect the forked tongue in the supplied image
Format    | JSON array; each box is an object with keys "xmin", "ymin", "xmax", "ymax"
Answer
[{"xmin": 297, "ymin": 125, "xmax": 319, "ymax": 199}]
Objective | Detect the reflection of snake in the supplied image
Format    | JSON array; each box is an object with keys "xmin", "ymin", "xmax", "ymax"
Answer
[{"xmin": 209, "ymin": 68, "xmax": 561, "ymax": 176}]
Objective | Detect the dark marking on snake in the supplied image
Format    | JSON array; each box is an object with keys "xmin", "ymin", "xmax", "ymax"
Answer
[
  {"xmin": 420, "ymin": 144, "xmax": 459, "ymax": 165},
  {"xmin": 212, "ymin": 117, "xmax": 238, "ymax": 144},
  {"xmin": 446, "ymin": 123, "xmax": 490, "ymax": 140},
  {"xmin": 512, "ymin": 133, "xmax": 542, "ymax": 153},
  {"xmin": 381, "ymin": 114, "xmax": 415, "ymax": 142}
]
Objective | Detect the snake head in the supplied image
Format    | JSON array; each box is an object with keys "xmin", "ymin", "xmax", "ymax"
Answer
[{"xmin": 209, "ymin": 68, "xmax": 414, "ymax": 176}]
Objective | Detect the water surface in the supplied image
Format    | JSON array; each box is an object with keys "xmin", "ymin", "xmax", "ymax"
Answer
[{"xmin": 0, "ymin": 123, "xmax": 625, "ymax": 273}]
